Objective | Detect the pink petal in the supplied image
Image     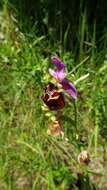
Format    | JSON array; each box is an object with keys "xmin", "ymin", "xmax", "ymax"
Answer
[
  {"xmin": 48, "ymin": 68, "xmax": 57, "ymax": 79},
  {"xmin": 61, "ymin": 78, "xmax": 77, "ymax": 99},
  {"xmin": 49, "ymin": 68, "xmax": 65, "ymax": 81},
  {"xmin": 51, "ymin": 56, "xmax": 65, "ymax": 71}
]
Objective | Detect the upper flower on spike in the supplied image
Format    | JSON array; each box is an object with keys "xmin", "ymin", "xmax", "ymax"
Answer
[
  {"xmin": 49, "ymin": 56, "xmax": 77, "ymax": 100},
  {"xmin": 42, "ymin": 83, "xmax": 65, "ymax": 111}
]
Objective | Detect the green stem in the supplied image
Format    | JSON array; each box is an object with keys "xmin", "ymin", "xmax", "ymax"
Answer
[
  {"xmin": 94, "ymin": 110, "xmax": 99, "ymax": 156},
  {"xmin": 74, "ymin": 101, "xmax": 77, "ymax": 129},
  {"xmin": 73, "ymin": 100, "xmax": 81, "ymax": 150}
]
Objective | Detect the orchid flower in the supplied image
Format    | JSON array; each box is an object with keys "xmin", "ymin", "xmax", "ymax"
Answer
[
  {"xmin": 42, "ymin": 83, "xmax": 65, "ymax": 111},
  {"xmin": 49, "ymin": 56, "xmax": 77, "ymax": 100}
]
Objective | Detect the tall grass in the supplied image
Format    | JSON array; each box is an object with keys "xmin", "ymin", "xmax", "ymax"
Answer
[{"xmin": 0, "ymin": 1, "xmax": 107, "ymax": 189}]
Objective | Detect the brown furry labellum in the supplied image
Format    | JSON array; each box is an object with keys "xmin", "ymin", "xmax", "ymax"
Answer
[{"xmin": 42, "ymin": 83, "xmax": 65, "ymax": 111}]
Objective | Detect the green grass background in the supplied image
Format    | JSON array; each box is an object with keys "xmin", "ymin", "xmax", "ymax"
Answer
[{"xmin": 0, "ymin": 1, "xmax": 107, "ymax": 189}]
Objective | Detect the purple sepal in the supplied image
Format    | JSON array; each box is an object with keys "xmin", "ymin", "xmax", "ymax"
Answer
[
  {"xmin": 61, "ymin": 78, "xmax": 77, "ymax": 100},
  {"xmin": 51, "ymin": 56, "xmax": 65, "ymax": 71}
]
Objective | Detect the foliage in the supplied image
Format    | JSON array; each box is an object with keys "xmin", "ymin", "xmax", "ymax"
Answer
[{"xmin": 0, "ymin": 1, "xmax": 107, "ymax": 190}]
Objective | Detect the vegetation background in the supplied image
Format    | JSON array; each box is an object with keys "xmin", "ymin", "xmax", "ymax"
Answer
[{"xmin": 0, "ymin": 0, "xmax": 107, "ymax": 189}]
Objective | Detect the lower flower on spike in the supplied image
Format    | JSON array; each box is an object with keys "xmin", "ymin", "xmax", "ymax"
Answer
[
  {"xmin": 47, "ymin": 120, "xmax": 64, "ymax": 137},
  {"xmin": 42, "ymin": 83, "xmax": 65, "ymax": 111}
]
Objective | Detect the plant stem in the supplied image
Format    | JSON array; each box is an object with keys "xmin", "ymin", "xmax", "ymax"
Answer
[
  {"xmin": 73, "ymin": 101, "xmax": 77, "ymax": 131},
  {"xmin": 73, "ymin": 100, "xmax": 78, "ymax": 142}
]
